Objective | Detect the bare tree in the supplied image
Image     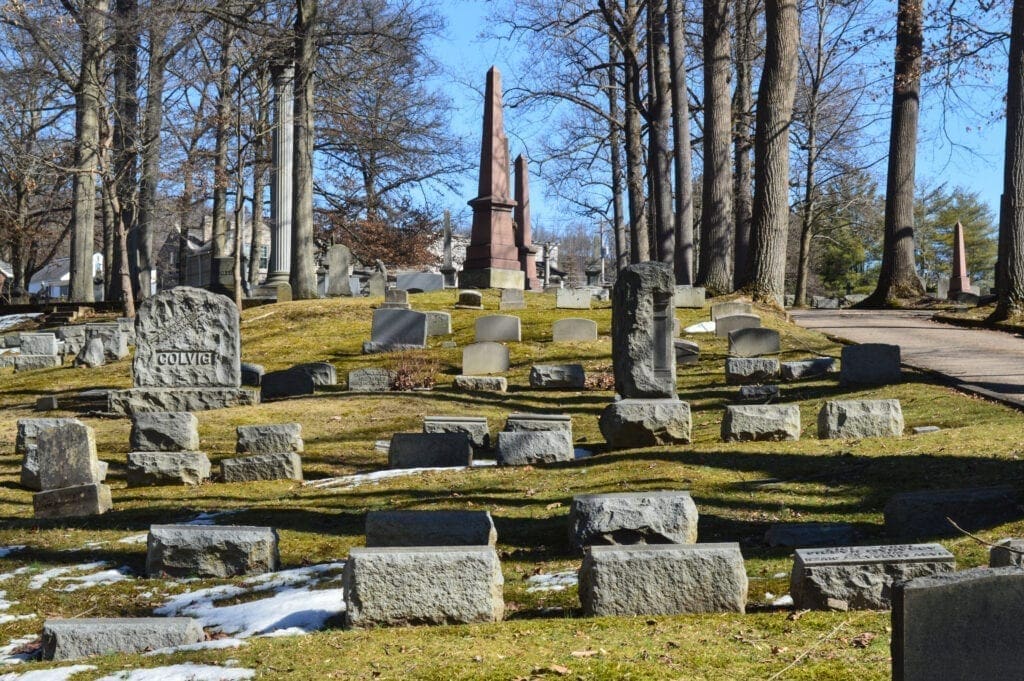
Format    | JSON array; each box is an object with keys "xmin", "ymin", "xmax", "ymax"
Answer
[
  {"xmin": 668, "ymin": 0, "xmax": 693, "ymax": 283},
  {"xmin": 732, "ymin": 0, "xmax": 759, "ymax": 288},
  {"xmin": 290, "ymin": 0, "xmax": 317, "ymax": 298}
]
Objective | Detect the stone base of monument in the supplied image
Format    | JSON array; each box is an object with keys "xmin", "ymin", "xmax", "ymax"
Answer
[
  {"xmin": 458, "ymin": 267, "xmax": 525, "ymax": 290},
  {"xmin": 108, "ymin": 388, "xmax": 259, "ymax": 415},
  {"xmin": 599, "ymin": 398, "xmax": 691, "ymax": 449}
]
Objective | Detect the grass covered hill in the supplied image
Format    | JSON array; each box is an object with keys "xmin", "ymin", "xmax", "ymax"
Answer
[{"xmin": 0, "ymin": 290, "xmax": 1022, "ymax": 679}]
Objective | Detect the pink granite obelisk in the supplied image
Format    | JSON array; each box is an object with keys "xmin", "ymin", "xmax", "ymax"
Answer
[
  {"xmin": 514, "ymin": 154, "xmax": 541, "ymax": 290},
  {"xmin": 460, "ymin": 67, "xmax": 525, "ymax": 290},
  {"xmin": 948, "ymin": 221, "xmax": 972, "ymax": 296}
]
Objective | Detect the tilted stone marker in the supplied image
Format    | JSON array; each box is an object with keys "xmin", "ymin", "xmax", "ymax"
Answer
[
  {"xmin": 891, "ymin": 567, "xmax": 1024, "ymax": 681},
  {"xmin": 260, "ymin": 368, "xmax": 316, "ymax": 400},
  {"xmin": 552, "ymin": 318, "xmax": 598, "ymax": 342},
  {"xmin": 343, "ymin": 546, "xmax": 504, "ymax": 627},
  {"xmin": 389, "ymin": 432, "xmax": 473, "ymax": 468},
  {"xmin": 35, "ymin": 422, "xmax": 103, "ymax": 491},
  {"xmin": 237, "ymin": 423, "xmax": 304, "ymax": 454},
  {"xmin": 42, "ymin": 618, "xmax": 204, "ymax": 661},
  {"xmin": 326, "ymin": 244, "xmax": 353, "ymax": 296},
  {"xmin": 728, "ymin": 328, "xmax": 780, "ymax": 357},
  {"xmin": 348, "ymin": 368, "xmax": 395, "ymax": 391},
  {"xmin": 556, "ymin": 288, "xmax": 592, "ymax": 309},
  {"xmin": 818, "ymin": 399, "xmax": 904, "ymax": 439},
  {"xmin": 423, "ymin": 415, "xmax": 490, "ymax": 449},
  {"xmin": 85, "ymin": 323, "xmax": 129, "ymax": 360},
  {"xmin": 453, "ymin": 375, "xmax": 507, "ymax": 392},
  {"xmin": 365, "ymin": 510, "xmax": 497, "ymax": 547},
  {"xmin": 74, "ymin": 337, "xmax": 105, "ymax": 368},
  {"xmin": 499, "ymin": 288, "xmax": 525, "ymax": 310},
  {"xmin": 455, "ymin": 290, "xmax": 484, "ymax": 309},
  {"xmin": 363, "ymin": 308, "xmax": 428, "ymax": 354},
  {"xmin": 146, "ymin": 524, "xmax": 280, "ymax": 578},
  {"xmin": 424, "ymin": 311, "xmax": 452, "ymax": 337},
  {"xmin": 840, "ymin": 343, "xmax": 901, "ymax": 385},
  {"xmin": 496, "ymin": 430, "xmax": 574, "ymax": 465},
  {"xmin": 674, "ymin": 285, "xmax": 705, "ymax": 309},
  {"xmin": 884, "ymin": 486, "xmax": 1020, "ymax": 540},
  {"xmin": 989, "ymin": 538, "xmax": 1024, "ymax": 567},
  {"xmin": 715, "ymin": 313, "xmax": 761, "ymax": 338},
  {"xmin": 764, "ymin": 522, "xmax": 855, "ymax": 548},
  {"xmin": 781, "ymin": 358, "xmax": 834, "ymax": 380},
  {"xmin": 569, "ymin": 491, "xmax": 698, "ymax": 551},
  {"xmin": 462, "ymin": 341, "xmax": 509, "ymax": 375},
  {"xmin": 529, "ymin": 364, "xmax": 585, "ymax": 389},
  {"xmin": 109, "ymin": 286, "xmax": 256, "ymax": 414},
  {"xmin": 130, "ymin": 412, "xmax": 199, "ymax": 452},
  {"xmin": 221, "ymin": 452, "xmax": 303, "ymax": 482},
  {"xmin": 579, "ymin": 544, "xmax": 747, "ymax": 616},
  {"xmin": 474, "ymin": 314, "xmax": 521, "ymax": 342},
  {"xmin": 674, "ymin": 339, "xmax": 699, "ymax": 366},
  {"xmin": 504, "ymin": 412, "xmax": 573, "ymax": 433},
  {"xmin": 127, "ymin": 451, "xmax": 211, "ymax": 487},
  {"xmin": 711, "ymin": 301, "xmax": 753, "ymax": 321},
  {"xmin": 725, "ymin": 357, "xmax": 780, "ymax": 385},
  {"xmin": 17, "ymin": 417, "xmax": 81, "ymax": 490},
  {"xmin": 790, "ymin": 543, "xmax": 954, "ymax": 610},
  {"xmin": 722, "ymin": 404, "xmax": 801, "ymax": 442}
]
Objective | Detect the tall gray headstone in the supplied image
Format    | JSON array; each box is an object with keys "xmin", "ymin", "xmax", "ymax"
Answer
[
  {"xmin": 327, "ymin": 244, "xmax": 352, "ymax": 296},
  {"xmin": 611, "ymin": 262, "xmax": 675, "ymax": 398}
]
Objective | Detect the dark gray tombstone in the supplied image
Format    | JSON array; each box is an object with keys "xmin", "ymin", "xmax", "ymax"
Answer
[
  {"xmin": 327, "ymin": 244, "xmax": 353, "ymax": 296},
  {"xmin": 840, "ymin": 343, "xmax": 901, "ymax": 385},
  {"xmin": 396, "ymin": 272, "xmax": 444, "ymax": 292},
  {"xmin": 362, "ymin": 309, "xmax": 428, "ymax": 354}
]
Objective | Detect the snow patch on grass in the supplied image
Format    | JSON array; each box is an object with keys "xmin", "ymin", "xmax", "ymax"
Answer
[
  {"xmin": 0, "ymin": 636, "xmax": 39, "ymax": 665},
  {"xmin": 144, "ymin": 639, "xmax": 246, "ymax": 656},
  {"xmin": 94, "ymin": 664, "xmax": 254, "ymax": 681},
  {"xmin": 0, "ymin": 314, "xmax": 41, "ymax": 333},
  {"xmin": 56, "ymin": 566, "xmax": 132, "ymax": 592},
  {"xmin": 28, "ymin": 563, "xmax": 110, "ymax": 590},
  {"xmin": 0, "ymin": 664, "xmax": 95, "ymax": 680},
  {"xmin": 305, "ymin": 467, "xmax": 469, "ymax": 489},
  {"xmin": 525, "ymin": 571, "xmax": 578, "ymax": 593}
]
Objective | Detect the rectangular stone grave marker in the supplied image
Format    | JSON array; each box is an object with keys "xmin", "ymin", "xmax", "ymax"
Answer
[
  {"xmin": 423, "ymin": 416, "xmax": 490, "ymax": 449},
  {"xmin": 85, "ymin": 323, "xmax": 128, "ymax": 360},
  {"xmin": 291, "ymin": 361, "xmax": 337, "ymax": 386},
  {"xmin": 367, "ymin": 272, "xmax": 385, "ymax": 297},
  {"xmin": 552, "ymin": 318, "xmax": 598, "ymax": 342},
  {"xmin": 126, "ymin": 451, "xmax": 211, "ymax": 487},
  {"xmin": 453, "ymin": 375, "xmax": 507, "ymax": 392},
  {"xmin": 425, "ymin": 311, "xmax": 452, "ymax": 336},
  {"xmin": 884, "ymin": 486, "xmax": 1020, "ymax": 540},
  {"xmin": 363, "ymin": 308, "xmax": 428, "ymax": 354},
  {"xmin": 36, "ymin": 422, "xmax": 102, "ymax": 490},
  {"xmin": 221, "ymin": 451, "xmax": 303, "ymax": 482},
  {"xmin": 462, "ymin": 341, "xmax": 509, "ymax": 375},
  {"xmin": 790, "ymin": 543, "xmax": 954, "ymax": 610},
  {"xmin": 722, "ymin": 404, "xmax": 800, "ymax": 441},
  {"xmin": 260, "ymin": 368, "xmax": 316, "ymax": 400},
  {"xmin": 715, "ymin": 313, "xmax": 761, "ymax": 337},
  {"xmin": 600, "ymin": 398, "xmax": 691, "ymax": 448},
  {"xmin": 455, "ymin": 290, "xmax": 483, "ymax": 309},
  {"xmin": 818, "ymin": 399, "xmax": 904, "ymax": 439},
  {"xmin": 396, "ymin": 271, "xmax": 443, "ymax": 292},
  {"xmin": 366, "ymin": 510, "xmax": 497, "ymax": 547},
  {"xmin": 725, "ymin": 357, "xmax": 780, "ymax": 384},
  {"xmin": 474, "ymin": 314, "xmax": 522, "ymax": 342},
  {"xmin": 236, "ymin": 423, "xmax": 304, "ymax": 454},
  {"xmin": 674, "ymin": 339, "xmax": 699, "ymax": 366},
  {"xmin": 728, "ymin": 328, "xmax": 780, "ymax": 357},
  {"xmin": 611, "ymin": 263, "xmax": 676, "ymax": 399},
  {"xmin": 499, "ymin": 288, "xmax": 525, "ymax": 310},
  {"xmin": 781, "ymin": 358, "xmax": 834, "ymax": 380},
  {"xmin": 146, "ymin": 525, "xmax": 280, "ymax": 578},
  {"xmin": 389, "ymin": 432, "xmax": 472, "ymax": 468},
  {"xmin": 327, "ymin": 244, "xmax": 353, "ymax": 296},
  {"xmin": 529, "ymin": 364, "xmax": 585, "ymax": 388},
  {"xmin": 381, "ymin": 289, "xmax": 411, "ymax": 309},
  {"xmin": 33, "ymin": 483, "xmax": 112, "ymax": 519},
  {"xmin": 556, "ymin": 288, "xmax": 592, "ymax": 309},
  {"xmin": 569, "ymin": 491, "xmax": 698, "ymax": 551},
  {"xmin": 42, "ymin": 618, "xmax": 204, "ymax": 661},
  {"xmin": 840, "ymin": 343, "xmax": 901, "ymax": 385},
  {"xmin": 20, "ymin": 333, "xmax": 58, "ymax": 355},
  {"xmin": 674, "ymin": 285, "xmax": 706, "ymax": 309},
  {"xmin": 711, "ymin": 301, "xmax": 753, "ymax": 321},
  {"xmin": 130, "ymin": 412, "xmax": 199, "ymax": 452},
  {"xmin": 504, "ymin": 412, "xmax": 572, "ymax": 432},
  {"xmin": 496, "ymin": 430, "xmax": 574, "ymax": 465},
  {"xmin": 989, "ymin": 538, "xmax": 1024, "ymax": 567},
  {"xmin": 348, "ymin": 368, "xmax": 395, "ymax": 391}
]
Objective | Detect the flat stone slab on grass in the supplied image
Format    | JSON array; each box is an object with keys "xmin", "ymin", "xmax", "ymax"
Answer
[
  {"xmin": 711, "ymin": 301, "xmax": 753, "ymax": 321},
  {"xmin": 781, "ymin": 358, "xmax": 835, "ymax": 381},
  {"xmin": 989, "ymin": 538, "xmax": 1024, "ymax": 567},
  {"xmin": 736, "ymin": 385, "xmax": 780, "ymax": 402},
  {"xmin": 529, "ymin": 364, "xmax": 585, "ymax": 388},
  {"xmin": 840, "ymin": 343, "xmax": 901, "ymax": 385},
  {"xmin": 423, "ymin": 416, "xmax": 490, "ymax": 449},
  {"xmin": 892, "ymin": 567, "xmax": 1024, "ymax": 681},
  {"xmin": 221, "ymin": 452, "xmax": 303, "ymax": 483},
  {"xmin": 818, "ymin": 399, "xmax": 904, "ymax": 439},
  {"xmin": 552, "ymin": 318, "xmax": 599, "ymax": 342},
  {"xmin": 790, "ymin": 543, "xmax": 954, "ymax": 610},
  {"xmin": 569, "ymin": 491, "xmax": 698, "ymax": 551},
  {"xmin": 725, "ymin": 357, "xmax": 780, "ymax": 385},
  {"xmin": 36, "ymin": 422, "xmax": 102, "ymax": 490},
  {"xmin": 260, "ymin": 368, "xmax": 316, "ymax": 400},
  {"xmin": 389, "ymin": 432, "xmax": 473, "ymax": 468},
  {"xmin": 728, "ymin": 328, "xmax": 780, "ymax": 357},
  {"xmin": 365, "ymin": 510, "xmax": 497, "ymax": 547},
  {"xmin": 715, "ymin": 314, "xmax": 761, "ymax": 338},
  {"xmin": 33, "ymin": 483, "xmax": 112, "ymax": 519},
  {"xmin": 14, "ymin": 355, "xmax": 62, "ymax": 371},
  {"xmin": 556, "ymin": 288, "xmax": 592, "ymax": 309},
  {"xmin": 42, "ymin": 617, "xmax": 204, "ymax": 661},
  {"xmin": 674, "ymin": 285, "xmax": 705, "ymax": 308},
  {"xmin": 884, "ymin": 486, "xmax": 1020, "ymax": 540},
  {"xmin": 108, "ymin": 387, "xmax": 258, "ymax": 415},
  {"xmin": 343, "ymin": 546, "xmax": 504, "ymax": 627},
  {"xmin": 496, "ymin": 430, "xmax": 574, "ymax": 465},
  {"xmin": 764, "ymin": 522, "xmax": 855, "ymax": 548},
  {"xmin": 130, "ymin": 412, "xmax": 199, "ymax": 452},
  {"xmin": 462, "ymin": 342, "xmax": 510, "ymax": 375},
  {"xmin": 453, "ymin": 375, "xmax": 508, "ymax": 392},
  {"xmin": 721, "ymin": 404, "xmax": 800, "ymax": 441},
  {"xmin": 504, "ymin": 413, "xmax": 573, "ymax": 433},
  {"xmin": 599, "ymin": 399, "xmax": 691, "ymax": 448},
  {"xmin": 146, "ymin": 524, "xmax": 280, "ymax": 578},
  {"xmin": 348, "ymin": 368, "xmax": 395, "ymax": 391},
  {"xmin": 580, "ymin": 544, "xmax": 747, "ymax": 616},
  {"xmin": 474, "ymin": 314, "xmax": 522, "ymax": 342},
  {"xmin": 236, "ymin": 423, "xmax": 304, "ymax": 454},
  {"xmin": 127, "ymin": 451, "xmax": 211, "ymax": 487}
]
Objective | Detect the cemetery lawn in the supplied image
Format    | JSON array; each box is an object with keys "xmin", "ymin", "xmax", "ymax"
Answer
[{"xmin": 2, "ymin": 290, "xmax": 1023, "ymax": 679}]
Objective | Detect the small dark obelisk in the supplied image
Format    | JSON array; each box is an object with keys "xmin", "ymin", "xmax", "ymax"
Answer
[{"xmin": 514, "ymin": 154, "xmax": 541, "ymax": 290}]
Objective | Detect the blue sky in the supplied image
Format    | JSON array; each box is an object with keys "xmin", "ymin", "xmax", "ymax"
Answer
[{"xmin": 426, "ymin": 0, "xmax": 1009, "ymax": 234}]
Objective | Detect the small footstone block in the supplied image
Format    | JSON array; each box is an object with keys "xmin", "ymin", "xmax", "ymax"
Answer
[
  {"xmin": 579, "ymin": 544, "xmax": 747, "ymax": 616},
  {"xmin": 453, "ymin": 375, "xmax": 507, "ymax": 392},
  {"xmin": 365, "ymin": 510, "xmax": 497, "ymax": 547},
  {"xmin": 599, "ymin": 399, "xmax": 691, "ymax": 448},
  {"xmin": 883, "ymin": 486, "xmax": 1020, "ymax": 540},
  {"xmin": 722, "ymin": 404, "xmax": 800, "ymax": 442},
  {"xmin": 423, "ymin": 416, "xmax": 490, "ymax": 449},
  {"xmin": 236, "ymin": 423, "xmax": 304, "ymax": 454},
  {"xmin": 725, "ymin": 358, "xmax": 780, "ymax": 385},
  {"xmin": 790, "ymin": 543, "xmax": 954, "ymax": 610},
  {"xmin": 736, "ymin": 384, "xmax": 780, "ymax": 402},
  {"xmin": 504, "ymin": 413, "xmax": 572, "ymax": 433},
  {"xmin": 130, "ymin": 412, "xmax": 200, "ymax": 452},
  {"xmin": 348, "ymin": 368, "xmax": 395, "ymax": 391},
  {"xmin": 781, "ymin": 358, "xmax": 834, "ymax": 381},
  {"xmin": 892, "ymin": 567, "xmax": 1024, "ymax": 681},
  {"xmin": 146, "ymin": 524, "xmax": 280, "ymax": 578},
  {"xmin": 260, "ymin": 369, "xmax": 316, "ymax": 400},
  {"xmin": 389, "ymin": 432, "xmax": 472, "ymax": 468},
  {"xmin": 569, "ymin": 491, "xmax": 698, "ymax": 551},
  {"xmin": 126, "ymin": 451, "xmax": 211, "ymax": 487},
  {"xmin": 496, "ymin": 430, "xmax": 574, "ymax": 465},
  {"xmin": 840, "ymin": 343, "xmax": 901, "ymax": 385},
  {"xmin": 33, "ymin": 483, "xmax": 112, "ymax": 519},
  {"xmin": 221, "ymin": 452, "xmax": 303, "ymax": 482},
  {"xmin": 817, "ymin": 399, "xmax": 904, "ymax": 439},
  {"xmin": 343, "ymin": 546, "xmax": 504, "ymax": 627},
  {"xmin": 989, "ymin": 538, "xmax": 1024, "ymax": 567},
  {"xmin": 529, "ymin": 364, "xmax": 585, "ymax": 389},
  {"xmin": 42, "ymin": 617, "xmax": 204, "ymax": 661}
]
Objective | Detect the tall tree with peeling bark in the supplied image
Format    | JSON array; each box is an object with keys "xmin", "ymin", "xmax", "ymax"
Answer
[{"xmin": 746, "ymin": 0, "xmax": 799, "ymax": 305}]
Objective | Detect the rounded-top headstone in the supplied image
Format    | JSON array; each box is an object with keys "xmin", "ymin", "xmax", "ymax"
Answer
[{"xmin": 133, "ymin": 286, "xmax": 241, "ymax": 388}]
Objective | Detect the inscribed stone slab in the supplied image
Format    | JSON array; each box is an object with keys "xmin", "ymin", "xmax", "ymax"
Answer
[
  {"xmin": 556, "ymin": 288, "xmax": 592, "ymax": 309},
  {"xmin": 552, "ymin": 318, "xmax": 598, "ymax": 342}
]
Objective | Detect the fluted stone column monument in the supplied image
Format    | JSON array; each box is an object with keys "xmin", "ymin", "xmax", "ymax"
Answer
[{"xmin": 266, "ymin": 64, "xmax": 294, "ymax": 288}]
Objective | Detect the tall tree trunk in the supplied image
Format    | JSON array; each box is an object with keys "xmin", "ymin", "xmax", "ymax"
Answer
[
  {"xmin": 178, "ymin": 167, "xmax": 194, "ymax": 286},
  {"xmin": 649, "ymin": 0, "xmax": 674, "ymax": 265},
  {"xmin": 697, "ymin": 0, "xmax": 733, "ymax": 294},
  {"xmin": 732, "ymin": 0, "xmax": 756, "ymax": 289},
  {"xmin": 609, "ymin": 34, "xmax": 628, "ymax": 272},
  {"xmin": 101, "ymin": 175, "xmax": 116, "ymax": 299},
  {"xmin": 113, "ymin": 0, "xmax": 140, "ymax": 298},
  {"xmin": 137, "ymin": 18, "xmax": 169, "ymax": 300},
  {"xmin": 291, "ymin": 0, "xmax": 318, "ymax": 299},
  {"xmin": 862, "ymin": 0, "xmax": 925, "ymax": 305},
  {"xmin": 623, "ymin": 0, "xmax": 649, "ymax": 262},
  {"xmin": 249, "ymin": 66, "xmax": 270, "ymax": 286},
  {"xmin": 794, "ymin": 11, "xmax": 823, "ymax": 308},
  {"xmin": 668, "ymin": 0, "xmax": 693, "ymax": 284},
  {"xmin": 69, "ymin": 0, "xmax": 106, "ymax": 303},
  {"xmin": 210, "ymin": 8, "xmax": 236, "ymax": 289},
  {"xmin": 746, "ymin": 0, "xmax": 799, "ymax": 305},
  {"xmin": 992, "ymin": 0, "xmax": 1024, "ymax": 320}
]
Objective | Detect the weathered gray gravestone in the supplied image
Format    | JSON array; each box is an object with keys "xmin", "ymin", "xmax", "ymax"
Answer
[
  {"xmin": 389, "ymin": 432, "xmax": 473, "ymax": 468},
  {"xmin": 504, "ymin": 412, "xmax": 572, "ymax": 432},
  {"xmin": 221, "ymin": 452, "xmax": 303, "ymax": 482},
  {"xmin": 529, "ymin": 364, "xmax": 585, "ymax": 388},
  {"xmin": 367, "ymin": 272, "xmax": 386, "ymax": 297},
  {"xmin": 17, "ymin": 417, "xmax": 82, "ymax": 490},
  {"xmin": 42, "ymin": 618, "xmax": 204, "ymax": 661},
  {"xmin": 455, "ymin": 290, "xmax": 483, "ymax": 309},
  {"xmin": 495, "ymin": 430, "xmax": 574, "ymax": 465},
  {"xmin": 33, "ymin": 483, "xmax": 112, "ymax": 519},
  {"xmin": 363, "ymin": 308, "xmax": 428, "ymax": 354},
  {"xmin": 424, "ymin": 311, "xmax": 452, "ymax": 337},
  {"xmin": 74, "ymin": 337, "xmax": 106, "ymax": 368},
  {"xmin": 126, "ymin": 452, "xmax": 211, "ymax": 487},
  {"xmin": 989, "ymin": 538, "xmax": 1024, "ymax": 567},
  {"xmin": 35, "ymin": 422, "xmax": 102, "ymax": 490},
  {"xmin": 423, "ymin": 416, "xmax": 490, "ymax": 449},
  {"xmin": 396, "ymin": 272, "xmax": 444, "ymax": 293},
  {"xmin": 728, "ymin": 328, "xmax": 780, "ymax": 357},
  {"xmin": 146, "ymin": 525, "xmax": 280, "ymax": 578},
  {"xmin": 453, "ymin": 375, "xmax": 507, "ymax": 392},
  {"xmin": 674, "ymin": 285, "xmax": 705, "ymax": 309},
  {"xmin": 790, "ymin": 544, "xmax": 954, "ymax": 610},
  {"xmin": 552, "ymin": 318, "xmax": 598, "ymax": 342},
  {"xmin": 381, "ymin": 289, "xmax": 411, "ymax": 310},
  {"xmin": 721, "ymin": 404, "xmax": 801, "ymax": 441},
  {"xmin": 291, "ymin": 361, "xmax": 337, "ymax": 386},
  {"xmin": 781, "ymin": 358, "xmax": 834, "ymax": 380},
  {"xmin": 892, "ymin": 567, "xmax": 1024, "ymax": 681},
  {"xmin": 260, "ymin": 368, "xmax": 316, "ymax": 400},
  {"xmin": 236, "ymin": 423, "xmax": 303, "ymax": 454},
  {"xmin": 348, "ymin": 368, "xmax": 395, "ymax": 391},
  {"xmin": 711, "ymin": 301, "xmax": 753, "ymax": 321},
  {"xmin": 474, "ymin": 314, "xmax": 522, "ymax": 342},
  {"xmin": 556, "ymin": 288, "xmax": 592, "ymax": 309},
  {"xmin": 674, "ymin": 339, "xmax": 699, "ymax": 366},
  {"xmin": 462, "ymin": 342, "xmax": 509, "ymax": 375},
  {"xmin": 130, "ymin": 412, "xmax": 199, "ymax": 452},
  {"xmin": 499, "ymin": 288, "xmax": 525, "ymax": 310},
  {"xmin": 725, "ymin": 357, "xmax": 780, "ymax": 385},
  {"xmin": 883, "ymin": 486, "xmax": 1020, "ymax": 540},
  {"xmin": 600, "ymin": 399, "xmax": 691, "ymax": 448},
  {"xmin": 840, "ymin": 343, "xmax": 901, "ymax": 385},
  {"xmin": 817, "ymin": 399, "xmax": 904, "ymax": 439},
  {"xmin": 327, "ymin": 244, "xmax": 353, "ymax": 296},
  {"xmin": 569, "ymin": 491, "xmax": 699, "ymax": 551},
  {"xmin": 609, "ymin": 262, "xmax": 676, "ymax": 398},
  {"xmin": 365, "ymin": 510, "xmax": 497, "ymax": 547},
  {"xmin": 715, "ymin": 313, "xmax": 761, "ymax": 337}
]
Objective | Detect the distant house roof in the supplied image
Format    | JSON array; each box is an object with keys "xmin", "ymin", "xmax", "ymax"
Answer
[{"xmin": 30, "ymin": 257, "xmax": 71, "ymax": 287}]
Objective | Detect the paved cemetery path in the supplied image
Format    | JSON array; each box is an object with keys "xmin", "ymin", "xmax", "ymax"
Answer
[{"xmin": 790, "ymin": 309, "xmax": 1024, "ymax": 408}]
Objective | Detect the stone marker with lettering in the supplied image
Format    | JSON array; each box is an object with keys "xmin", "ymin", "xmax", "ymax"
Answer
[
  {"xmin": 462, "ymin": 341, "xmax": 509, "ymax": 375},
  {"xmin": 790, "ymin": 543, "xmax": 954, "ymax": 610},
  {"xmin": 17, "ymin": 417, "xmax": 81, "ymax": 490},
  {"xmin": 569, "ymin": 491, "xmax": 698, "ymax": 551},
  {"xmin": 552, "ymin": 318, "xmax": 598, "ymax": 342},
  {"xmin": 348, "ymin": 368, "xmax": 395, "ymax": 391},
  {"xmin": 35, "ymin": 422, "xmax": 102, "ymax": 491},
  {"xmin": 840, "ymin": 343, "xmax": 901, "ymax": 385},
  {"xmin": 474, "ymin": 314, "xmax": 521, "ymax": 342}
]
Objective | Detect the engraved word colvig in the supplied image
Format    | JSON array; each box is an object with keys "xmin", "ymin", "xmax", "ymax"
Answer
[{"xmin": 156, "ymin": 350, "xmax": 215, "ymax": 366}]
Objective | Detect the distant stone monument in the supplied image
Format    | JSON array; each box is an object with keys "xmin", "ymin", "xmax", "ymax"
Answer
[
  {"xmin": 948, "ymin": 221, "xmax": 974, "ymax": 298},
  {"xmin": 108, "ymin": 287, "xmax": 258, "ymax": 414},
  {"xmin": 440, "ymin": 210, "xmax": 458, "ymax": 288},
  {"xmin": 459, "ymin": 67, "xmax": 525, "ymax": 290},
  {"xmin": 326, "ymin": 244, "xmax": 352, "ymax": 296},
  {"xmin": 599, "ymin": 262, "xmax": 690, "ymax": 448},
  {"xmin": 266, "ymin": 63, "xmax": 294, "ymax": 288},
  {"xmin": 513, "ymin": 155, "xmax": 541, "ymax": 290}
]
